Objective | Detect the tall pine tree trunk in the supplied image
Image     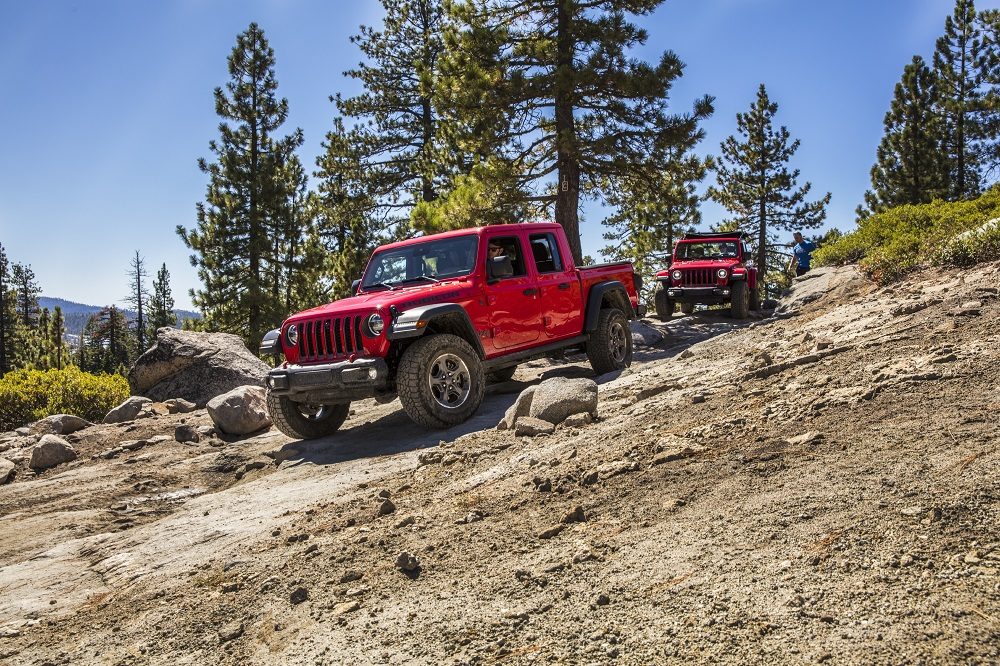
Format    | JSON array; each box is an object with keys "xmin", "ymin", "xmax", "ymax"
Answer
[{"xmin": 554, "ymin": 0, "xmax": 582, "ymax": 265}]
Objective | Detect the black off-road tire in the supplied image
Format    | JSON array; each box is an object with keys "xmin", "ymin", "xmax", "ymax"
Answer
[
  {"xmin": 587, "ymin": 308, "xmax": 633, "ymax": 376},
  {"xmin": 266, "ymin": 392, "xmax": 350, "ymax": 440},
  {"xmin": 730, "ymin": 280, "xmax": 750, "ymax": 319},
  {"xmin": 397, "ymin": 334, "xmax": 485, "ymax": 429},
  {"xmin": 749, "ymin": 285, "xmax": 761, "ymax": 311},
  {"xmin": 680, "ymin": 303, "xmax": 695, "ymax": 315},
  {"xmin": 654, "ymin": 287, "xmax": 674, "ymax": 320},
  {"xmin": 486, "ymin": 365, "xmax": 517, "ymax": 383}
]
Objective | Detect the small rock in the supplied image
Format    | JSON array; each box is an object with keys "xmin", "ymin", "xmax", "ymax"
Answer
[
  {"xmin": 900, "ymin": 506, "xmax": 924, "ymax": 517},
  {"xmin": 596, "ymin": 593, "xmax": 610, "ymax": 606},
  {"xmin": 333, "ymin": 601, "xmax": 360, "ymax": 615},
  {"xmin": 196, "ymin": 425, "xmax": 216, "ymax": 437},
  {"xmin": 175, "ymin": 424, "xmax": 200, "ymax": 444},
  {"xmin": 339, "ymin": 570, "xmax": 363, "ymax": 584},
  {"xmin": 652, "ymin": 444, "xmax": 705, "ymax": 465},
  {"xmin": 103, "ymin": 396, "xmax": 153, "ymax": 424},
  {"xmin": 29, "ymin": 435, "xmax": 78, "ymax": 470},
  {"xmin": 207, "ymin": 385, "xmax": 272, "ymax": 435},
  {"xmin": 532, "ymin": 477, "xmax": 552, "ymax": 492},
  {"xmin": 377, "ymin": 499, "xmax": 396, "ymax": 516},
  {"xmin": 217, "ymin": 621, "xmax": 243, "ymax": 642},
  {"xmin": 561, "ymin": 412, "xmax": 593, "ymax": 428},
  {"xmin": 561, "ymin": 506, "xmax": 586, "ymax": 524},
  {"xmin": 964, "ymin": 551, "xmax": 982, "ymax": 565},
  {"xmin": 395, "ymin": 516, "xmax": 416, "ymax": 529},
  {"xmin": 417, "ymin": 450, "xmax": 444, "ymax": 466},
  {"xmin": 164, "ymin": 398, "xmax": 198, "ymax": 414},
  {"xmin": 289, "ymin": 587, "xmax": 309, "ymax": 605},
  {"xmin": 786, "ymin": 431, "xmax": 823, "ymax": 446},
  {"xmin": 538, "ymin": 525, "xmax": 565, "ymax": 540},
  {"xmin": 396, "ymin": 551, "xmax": 420, "ymax": 572},
  {"xmin": 29, "ymin": 414, "xmax": 91, "ymax": 436},
  {"xmin": 514, "ymin": 417, "xmax": 555, "ymax": 437},
  {"xmin": 690, "ymin": 393, "xmax": 706, "ymax": 404},
  {"xmin": 377, "ymin": 488, "xmax": 391, "ymax": 499}
]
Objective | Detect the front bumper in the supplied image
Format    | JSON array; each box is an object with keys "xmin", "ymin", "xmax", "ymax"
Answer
[
  {"xmin": 266, "ymin": 357, "xmax": 390, "ymax": 403},
  {"xmin": 665, "ymin": 286, "xmax": 732, "ymax": 304}
]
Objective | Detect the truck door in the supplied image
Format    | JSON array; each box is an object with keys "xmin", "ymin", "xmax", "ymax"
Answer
[
  {"xmin": 528, "ymin": 232, "xmax": 582, "ymax": 339},
  {"xmin": 483, "ymin": 234, "xmax": 542, "ymax": 350}
]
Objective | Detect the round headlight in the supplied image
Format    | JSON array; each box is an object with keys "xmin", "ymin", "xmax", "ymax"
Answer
[
  {"xmin": 671, "ymin": 270, "xmax": 682, "ymax": 281},
  {"xmin": 367, "ymin": 313, "xmax": 385, "ymax": 336},
  {"xmin": 285, "ymin": 324, "xmax": 298, "ymax": 346},
  {"xmin": 717, "ymin": 268, "xmax": 728, "ymax": 278}
]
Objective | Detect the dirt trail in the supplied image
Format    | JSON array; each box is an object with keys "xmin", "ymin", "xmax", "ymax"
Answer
[{"xmin": 1, "ymin": 263, "xmax": 998, "ymax": 665}]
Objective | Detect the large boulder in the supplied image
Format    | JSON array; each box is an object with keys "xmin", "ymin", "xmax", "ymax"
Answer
[
  {"xmin": 128, "ymin": 329, "xmax": 270, "ymax": 406},
  {"xmin": 29, "ymin": 435, "xmax": 78, "ymax": 471},
  {"xmin": 0, "ymin": 458, "xmax": 15, "ymax": 484},
  {"xmin": 103, "ymin": 396, "xmax": 153, "ymax": 424},
  {"xmin": 498, "ymin": 377, "xmax": 598, "ymax": 431},
  {"xmin": 29, "ymin": 414, "xmax": 91, "ymax": 436},
  {"xmin": 207, "ymin": 385, "xmax": 272, "ymax": 436}
]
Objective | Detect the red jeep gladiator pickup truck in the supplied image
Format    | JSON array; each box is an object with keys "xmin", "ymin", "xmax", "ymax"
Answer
[
  {"xmin": 259, "ymin": 223, "xmax": 642, "ymax": 439},
  {"xmin": 653, "ymin": 231, "xmax": 760, "ymax": 320}
]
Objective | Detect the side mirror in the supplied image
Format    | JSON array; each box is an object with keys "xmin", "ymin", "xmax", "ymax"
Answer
[
  {"xmin": 487, "ymin": 255, "xmax": 514, "ymax": 283},
  {"xmin": 351, "ymin": 279, "xmax": 361, "ymax": 295}
]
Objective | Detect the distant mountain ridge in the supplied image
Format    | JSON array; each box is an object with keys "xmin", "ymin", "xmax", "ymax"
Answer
[{"xmin": 39, "ymin": 297, "xmax": 200, "ymax": 337}]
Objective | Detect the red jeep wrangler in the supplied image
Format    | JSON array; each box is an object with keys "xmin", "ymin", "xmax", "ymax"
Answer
[
  {"xmin": 259, "ymin": 223, "xmax": 641, "ymax": 439},
  {"xmin": 653, "ymin": 231, "xmax": 760, "ymax": 320}
]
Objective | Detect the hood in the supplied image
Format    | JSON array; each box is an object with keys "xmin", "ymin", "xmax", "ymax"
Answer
[{"xmin": 285, "ymin": 279, "xmax": 474, "ymax": 323}]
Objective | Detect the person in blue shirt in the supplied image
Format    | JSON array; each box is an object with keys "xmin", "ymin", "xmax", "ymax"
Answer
[{"xmin": 788, "ymin": 231, "xmax": 816, "ymax": 277}]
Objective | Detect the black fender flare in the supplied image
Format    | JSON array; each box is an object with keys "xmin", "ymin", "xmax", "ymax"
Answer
[
  {"xmin": 259, "ymin": 327, "xmax": 282, "ymax": 356},
  {"xmin": 585, "ymin": 281, "xmax": 636, "ymax": 332},
  {"xmin": 387, "ymin": 303, "xmax": 485, "ymax": 359}
]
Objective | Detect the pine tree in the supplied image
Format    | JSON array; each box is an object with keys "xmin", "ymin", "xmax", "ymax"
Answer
[
  {"xmin": 933, "ymin": 0, "xmax": 990, "ymax": 199},
  {"xmin": 10, "ymin": 263, "xmax": 41, "ymax": 369},
  {"xmin": 707, "ymin": 84, "xmax": 830, "ymax": 296},
  {"xmin": 336, "ymin": 0, "xmax": 447, "ymax": 228},
  {"xmin": 36, "ymin": 307, "xmax": 52, "ymax": 369},
  {"xmin": 440, "ymin": 0, "xmax": 713, "ymax": 263},
  {"xmin": 148, "ymin": 263, "xmax": 177, "ymax": 337},
  {"xmin": 602, "ymin": 144, "xmax": 708, "ymax": 303},
  {"xmin": 125, "ymin": 251, "xmax": 149, "ymax": 352},
  {"xmin": 81, "ymin": 306, "xmax": 132, "ymax": 374},
  {"xmin": 0, "ymin": 243, "xmax": 12, "ymax": 374},
  {"xmin": 177, "ymin": 23, "xmax": 306, "ymax": 348},
  {"xmin": 51, "ymin": 306, "xmax": 65, "ymax": 370},
  {"xmin": 861, "ymin": 56, "xmax": 949, "ymax": 217},
  {"xmin": 974, "ymin": 8, "xmax": 1000, "ymax": 176},
  {"xmin": 314, "ymin": 118, "xmax": 383, "ymax": 299}
]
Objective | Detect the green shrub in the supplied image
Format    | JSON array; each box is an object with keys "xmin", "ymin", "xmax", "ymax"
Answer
[
  {"xmin": 0, "ymin": 366, "xmax": 130, "ymax": 432},
  {"xmin": 814, "ymin": 186, "xmax": 1000, "ymax": 283}
]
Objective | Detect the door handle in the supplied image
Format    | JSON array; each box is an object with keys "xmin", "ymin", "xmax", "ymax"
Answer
[
  {"xmin": 523, "ymin": 288, "xmax": 538, "ymax": 296},
  {"xmin": 558, "ymin": 282, "xmax": 571, "ymax": 290}
]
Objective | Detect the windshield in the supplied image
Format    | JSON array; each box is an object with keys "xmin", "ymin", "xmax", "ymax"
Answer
[
  {"xmin": 361, "ymin": 235, "xmax": 479, "ymax": 290},
  {"xmin": 676, "ymin": 241, "xmax": 739, "ymax": 260}
]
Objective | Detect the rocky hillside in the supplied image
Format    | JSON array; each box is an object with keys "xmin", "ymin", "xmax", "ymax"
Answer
[{"xmin": 2, "ymin": 264, "xmax": 998, "ymax": 665}]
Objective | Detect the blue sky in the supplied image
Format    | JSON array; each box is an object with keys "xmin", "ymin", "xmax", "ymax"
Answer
[{"xmin": 1, "ymin": 0, "xmax": 996, "ymax": 310}]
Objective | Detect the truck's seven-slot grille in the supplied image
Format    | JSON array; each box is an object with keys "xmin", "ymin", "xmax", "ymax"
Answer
[
  {"xmin": 297, "ymin": 316, "xmax": 365, "ymax": 362},
  {"xmin": 681, "ymin": 269, "xmax": 716, "ymax": 287}
]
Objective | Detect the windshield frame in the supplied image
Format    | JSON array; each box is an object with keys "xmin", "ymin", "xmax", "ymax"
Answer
[{"xmin": 360, "ymin": 234, "xmax": 480, "ymax": 291}]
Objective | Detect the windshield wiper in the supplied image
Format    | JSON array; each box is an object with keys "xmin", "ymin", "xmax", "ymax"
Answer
[
  {"xmin": 365, "ymin": 281, "xmax": 396, "ymax": 291},
  {"xmin": 400, "ymin": 275, "xmax": 441, "ymax": 284}
]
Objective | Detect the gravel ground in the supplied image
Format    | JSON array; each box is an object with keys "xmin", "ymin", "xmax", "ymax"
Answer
[{"xmin": 0, "ymin": 263, "xmax": 997, "ymax": 665}]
